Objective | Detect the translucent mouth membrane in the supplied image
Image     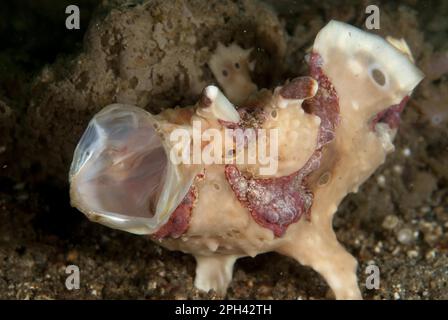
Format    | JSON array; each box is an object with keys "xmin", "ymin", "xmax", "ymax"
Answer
[{"xmin": 69, "ymin": 104, "xmax": 191, "ymax": 235}]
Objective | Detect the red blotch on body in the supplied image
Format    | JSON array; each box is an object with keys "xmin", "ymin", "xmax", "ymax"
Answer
[
  {"xmin": 225, "ymin": 52, "xmax": 340, "ymax": 237},
  {"xmin": 225, "ymin": 165, "xmax": 313, "ymax": 237},
  {"xmin": 279, "ymin": 76, "xmax": 317, "ymax": 100},
  {"xmin": 152, "ymin": 186, "xmax": 196, "ymax": 240},
  {"xmin": 371, "ymin": 96, "xmax": 409, "ymax": 130}
]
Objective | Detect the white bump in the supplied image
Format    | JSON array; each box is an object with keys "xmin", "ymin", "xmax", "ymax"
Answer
[
  {"xmin": 377, "ymin": 175, "xmax": 386, "ymax": 187},
  {"xmin": 393, "ymin": 165, "xmax": 403, "ymax": 174},
  {"xmin": 205, "ymin": 85, "xmax": 219, "ymax": 100},
  {"xmin": 200, "ymin": 85, "xmax": 240, "ymax": 123},
  {"xmin": 348, "ymin": 59, "xmax": 363, "ymax": 75},
  {"xmin": 402, "ymin": 147, "xmax": 411, "ymax": 157}
]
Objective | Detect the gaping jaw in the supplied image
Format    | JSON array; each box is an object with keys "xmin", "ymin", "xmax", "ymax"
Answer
[{"xmin": 69, "ymin": 104, "xmax": 197, "ymax": 235}]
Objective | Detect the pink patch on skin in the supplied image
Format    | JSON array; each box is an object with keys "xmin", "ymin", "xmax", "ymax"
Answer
[
  {"xmin": 304, "ymin": 52, "xmax": 340, "ymax": 147},
  {"xmin": 152, "ymin": 186, "xmax": 196, "ymax": 240},
  {"xmin": 371, "ymin": 96, "xmax": 409, "ymax": 130},
  {"xmin": 218, "ymin": 119, "xmax": 239, "ymax": 129},
  {"xmin": 279, "ymin": 76, "xmax": 318, "ymax": 100},
  {"xmin": 225, "ymin": 52, "xmax": 340, "ymax": 237},
  {"xmin": 225, "ymin": 165, "xmax": 312, "ymax": 237}
]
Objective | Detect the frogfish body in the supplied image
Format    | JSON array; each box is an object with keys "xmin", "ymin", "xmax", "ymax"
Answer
[{"xmin": 69, "ymin": 21, "xmax": 423, "ymax": 299}]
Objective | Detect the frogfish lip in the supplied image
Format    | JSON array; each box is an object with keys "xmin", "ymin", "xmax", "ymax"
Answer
[{"xmin": 69, "ymin": 104, "xmax": 198, "ymax": 235}]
